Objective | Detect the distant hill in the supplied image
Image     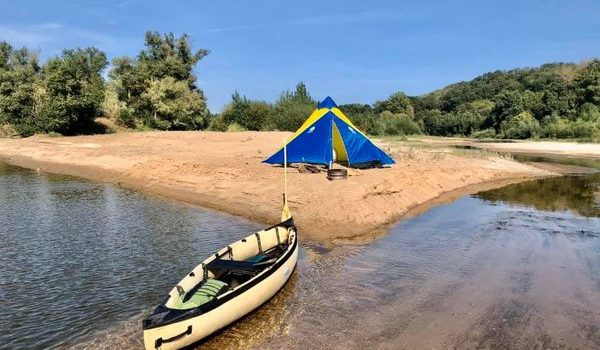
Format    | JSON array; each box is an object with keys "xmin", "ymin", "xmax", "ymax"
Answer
[{"xmin": 406, "ymin": 61, "xmax": 600, "ymax": 140}]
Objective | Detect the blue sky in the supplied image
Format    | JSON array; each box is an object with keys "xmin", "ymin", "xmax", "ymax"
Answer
[{"xmin": 1, "ymin": 0, "xmax": 599, "ymax": 111}]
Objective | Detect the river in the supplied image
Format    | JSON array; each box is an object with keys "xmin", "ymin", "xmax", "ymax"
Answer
[{"xmin": 0, "ymin": 161, "xmax": 598, "ymax": 349}]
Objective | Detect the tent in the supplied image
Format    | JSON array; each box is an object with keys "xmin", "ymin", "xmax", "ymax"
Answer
[{"xmin": 264, "ymin": 96, "xmax": 395, "ymax": 168}]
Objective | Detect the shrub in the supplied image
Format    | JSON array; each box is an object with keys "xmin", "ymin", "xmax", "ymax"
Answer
[
  {"xmin": 500, "ymin": 111, "xmax": 540, "ymax": 139},
  {"xmin": 471, "ymin": 128, "xmax": 496, "ymax": 139},
  {"xmin": 269, "ymin": 82, "xmax": 316, "ymax": 131},
  {"xmin": 226, "ymin": 122, "xmax": 247, "ymax": 132},
  {"xmin": 117, "ymin": 107, "xmax": 136, "ymax": 128},
  {"xmin": 220, "ymin": 92, "xmax": 271, "ymax": 130},
  {"xmin": 378, "ymin": 111, "xmax": 422, "ymax": 135}
]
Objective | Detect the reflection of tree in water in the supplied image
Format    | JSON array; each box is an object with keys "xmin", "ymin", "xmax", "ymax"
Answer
[{"xmin": 475, "ymin": 174, "xmax": 600, "ymax": 218}]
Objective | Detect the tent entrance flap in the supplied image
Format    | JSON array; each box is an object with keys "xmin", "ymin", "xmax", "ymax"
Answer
[{"xmin": 332, "ymin": 122, "xmax": 348, "ymax": 163}]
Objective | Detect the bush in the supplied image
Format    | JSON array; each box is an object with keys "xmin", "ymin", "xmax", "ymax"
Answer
[
  {"xmin": 102, "ymin": 80, "xmax": 124, "ymax": 120},
  {"xmin": 220, "ymin": 92, "xmax": 270, "ymax": 130},
  {"xmin": 208, "ymin": 114, "xmax": 228, "ymax": 131},
  {"xmin": 141, "ymin": 77, "xmax": 208, "ymax": 130},
  {"xmin": 378, "ymin": 111, "xmax": 422, "ymax": 135},
  {"xmin": 226, "ymin": 122, "xmax": 247, "ymax": 132},
  {"xmin": 471, "ymin": 128, "xmax": 496, "ymax": 139},
  {"xmin": 269, "ymin": 82, "xmax": 316, "ymax": 131},
  {"xmin": 500, "ymin": 111, "xmax": 540, "ymax": 139},
  {"xmin": 117, "ymin": 108, "xmax": 136, "ymax": 128}
]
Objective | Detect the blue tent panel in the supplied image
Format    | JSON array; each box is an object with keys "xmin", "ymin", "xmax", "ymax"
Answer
[
  {"xmin": 317, "ymin": 96, "xmax": 337, "ymax": 109},
  {"xmin": 264, "ymin": 114, "xmax": 333, "ymax": 165},
  {"xmin": 333, "ymin": 117, "xmax": 395, "ymax": 166}
]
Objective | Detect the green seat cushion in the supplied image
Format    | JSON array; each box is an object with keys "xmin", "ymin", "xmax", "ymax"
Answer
[
  {"xmin": 245, "ymin": 254, "xmax": 268, "ymax": 263},
  {"xmin": 171, "ymin": 279, "xmax": 228, "ymax": 310}
]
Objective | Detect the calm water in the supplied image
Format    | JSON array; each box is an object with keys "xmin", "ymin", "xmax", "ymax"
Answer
[
  {"xmin": 0, "ymin": 163, "xmax": 263, "ymax": 349},
  {"xmin": 1, "ymin": 163, "xmax": 599, "ymax": 349}
]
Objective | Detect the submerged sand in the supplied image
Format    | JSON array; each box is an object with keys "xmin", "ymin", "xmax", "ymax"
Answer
[{"xmin": 0, "ymin": 131, "xmax": 553, "ymax": 243}]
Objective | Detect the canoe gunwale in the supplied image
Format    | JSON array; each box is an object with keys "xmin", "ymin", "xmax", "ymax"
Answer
[{"xmin": 142, "ymin": 218, "xmax": 297, "ymax": 331}]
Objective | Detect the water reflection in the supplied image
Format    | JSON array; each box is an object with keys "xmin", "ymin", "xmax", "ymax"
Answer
[
  {"xmin": 259, "ymin": 176, "xmax": 600, "ymax": 349},
  {"xmin": 0, "ymin": 164, "xmax": 264, "ymax": 350},
  {"xmin": 475, "ymin": 174, "xmax": 600, "ymax": 218}
]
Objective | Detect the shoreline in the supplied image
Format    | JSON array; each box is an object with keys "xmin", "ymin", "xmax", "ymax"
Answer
[{"xmin": 0, "ymin": 132, "xmax": 556, "ymax": 244}]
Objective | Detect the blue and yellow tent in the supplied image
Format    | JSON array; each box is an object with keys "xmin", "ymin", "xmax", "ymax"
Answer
[{"xmin": 264, "ymin": 97, "xmax": 395, "ymax": 167}]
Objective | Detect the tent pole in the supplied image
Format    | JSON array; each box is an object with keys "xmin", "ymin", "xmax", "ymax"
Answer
[
  {"xmin": 284, "ymin": 138, "xmax": 287, "ymax": 206},
  {"xmin": 281, "ymin": 138, "xmax": 291, "ymax": 221}
]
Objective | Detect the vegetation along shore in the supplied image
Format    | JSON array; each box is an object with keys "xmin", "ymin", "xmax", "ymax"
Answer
[{"xmin": 0, "ymin": 31, "xmax": 599, "ymax": 142}]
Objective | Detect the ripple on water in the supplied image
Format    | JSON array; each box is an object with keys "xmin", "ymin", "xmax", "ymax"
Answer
[{"xmin": 1, "ymin": 165, "xmax": 599, "ymax": 349}]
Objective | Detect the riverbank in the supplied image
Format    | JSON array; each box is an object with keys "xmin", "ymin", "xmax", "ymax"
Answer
[
  {"xmin": 413, "ymin": 137, "xmax": 600, "ymax": 158},
  {"xmin": 0, "ymin": 131, "xmax": 553, "ymax": 244}
]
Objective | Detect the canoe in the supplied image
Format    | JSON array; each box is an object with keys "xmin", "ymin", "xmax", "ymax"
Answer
[{"xmin": 142, "ymin": 217, "xmax": 298, "ymax": 350}]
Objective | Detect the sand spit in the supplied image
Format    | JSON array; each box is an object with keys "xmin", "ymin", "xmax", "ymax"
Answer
[{"xmin": 0, "ymin": 131, "xmax": 553, "ymax": 244}]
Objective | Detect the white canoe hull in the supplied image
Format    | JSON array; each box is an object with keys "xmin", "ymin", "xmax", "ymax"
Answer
[{"xmin": 143, "ymin": 222, "xmax": 298, "ymax": 350}]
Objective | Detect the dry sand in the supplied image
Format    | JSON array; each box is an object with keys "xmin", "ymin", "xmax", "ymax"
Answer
[{"xmin": 0, "ymin": 131, "xmax": 554, "ymax": 244}]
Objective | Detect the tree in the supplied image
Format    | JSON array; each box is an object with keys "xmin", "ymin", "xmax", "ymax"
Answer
[
  {"xmin": 378, "ymin": 111, "xmax": 422, "ymax": 135},
  {"xmin": 36, "ymin": 47, "xmax": 108, "ymax": 134},
  {"xmin": 141, "ymin": 77, "xmax": 208, "ymax": 130},
  {"xmin": 108, "ymin": 31, "xmax": 210, "ymax": 129},
  {"xmin": 374, "ymin": 92, "xmax": 414, "ymax": 117},
  {"xmin": 219, "ymin": 92, "xmax": 271, "ymax": 131},
  {"xmin": 575, "ymin": 60, "xmax": 600, "ymax": 105},
  {"xmin": 500, "ymin": 111, "xmax": 540, "ymax": 139},
  {"xmin": 0, "ymin": 42, "xmax": 40, "ymax": 134},
  {"xmin": 138, "ymin": 31, "xmax": 209, "ymax": 89},
  {"xmin": 270, "ymin": 82, "xmax": 316, "ymax": 131}
]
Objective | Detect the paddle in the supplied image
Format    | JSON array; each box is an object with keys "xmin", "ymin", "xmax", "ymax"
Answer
[{"xmin": 281, "ymin": 137, "xmax": 292, "ymax": 221}]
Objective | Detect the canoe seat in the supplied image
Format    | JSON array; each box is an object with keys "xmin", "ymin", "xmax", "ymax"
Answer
[
  {"xmin": 245, "ymin": 254, "xmax": 269, "ymax": 263},
  {"xmin": 170, "ymin": 279, "xmax": 228, "ymax": 310},
  {"xmin": 208, "ymin": 258, "xmax": 266, "ymax": 275}
]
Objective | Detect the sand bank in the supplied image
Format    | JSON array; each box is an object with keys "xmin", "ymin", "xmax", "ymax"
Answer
[
  {"xmin": 0, "ymin": 132, "xmax": 553, "ymax": 244},
  {"xmin": 418, "ymin": 137, "xmax": 600, "ymax": 158}
]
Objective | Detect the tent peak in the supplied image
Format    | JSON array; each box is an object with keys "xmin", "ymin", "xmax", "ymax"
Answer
[{"xmin": 318, "ymin": 96, "xmax": 337, "ymax": 109}]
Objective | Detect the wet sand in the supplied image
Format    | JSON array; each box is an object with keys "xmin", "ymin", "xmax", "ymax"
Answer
[{"xmin": 0, "ymin": 131, "xmax": 552, "ymax": 243}]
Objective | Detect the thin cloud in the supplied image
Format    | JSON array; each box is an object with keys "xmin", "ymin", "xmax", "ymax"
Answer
[
  {"xmin": 0, "ymin": 24, "xmax": 54, "ymax": 47},
  {"xmin": 201, "ymin": 23, "xmax": 270, "ymax": 33},
  {"xmin": 199, "ymin": 7, "xmax": 414, "ymax": 35},
  {"xmin": 289, "ymin": 7, "xmax": 413, "ymax": 26},
  {"xmin": 0, "ymin": 22, "xmax": 114, "ymax": 51}
]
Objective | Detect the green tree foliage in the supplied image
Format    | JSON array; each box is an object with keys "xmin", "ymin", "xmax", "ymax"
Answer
[
  {"xmin": 1, "ymin": 34, "xmax": 598, "ymax": 143},
  {"xmin": 412, "ymin": 61, "xmax": 600, "ymax": 139},
  {"xmin": 575, "ymin": 60, "xmax": 600, "ymax": 105},
  {"xmin": 500, "ymin": 111, "xmax": 540, "ymax": 139},
  {"xmin": 142, "ymin": 77, "xmax": 208, "ymax": 130},
  {"xmin": 0, "ymin": 42, "xmax": 107, "ymax": 136},
  {"xmin": 269, "ymin": 82, "xmax": 316, "ymax": 131},
  {"xmin": 109, "ymin": 31, "xmax": 209, "ymax": 129},
  {"xmin": 37, "ymin": 48, "xmax": 108, "ymax": 134},
  {"xmin": 0, "ymin": 42, "xmax": 40, "ymax": 134},
  {"xmin": 378, "ymin": 111, "xmax": 422, "ymax": 135},
  {"xmin": 374, "ymin": 92, "xmax": 414, "ymax": 117},
  {"xmin": 218, "ymin": 92, "xmax": 271, "ymax": 131}
]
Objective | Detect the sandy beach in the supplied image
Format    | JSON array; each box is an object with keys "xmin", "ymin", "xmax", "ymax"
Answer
[{"xmin": 0, "ymin": 131, "xmax": 554, "ymax": 243}]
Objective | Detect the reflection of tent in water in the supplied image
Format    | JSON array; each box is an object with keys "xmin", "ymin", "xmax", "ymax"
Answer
[{"xmin": 264, "ymin": 96, "xmax": 395, "ymax": 168}]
